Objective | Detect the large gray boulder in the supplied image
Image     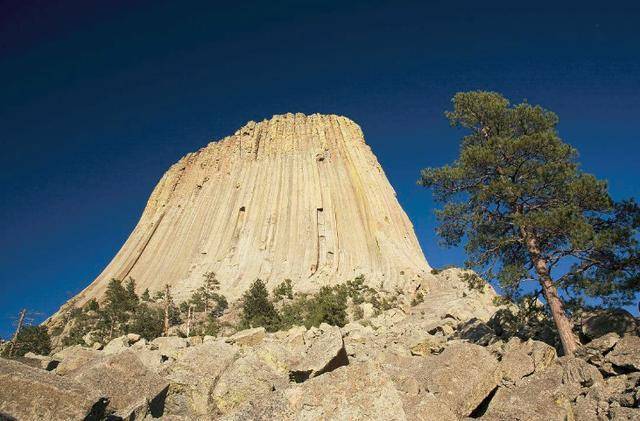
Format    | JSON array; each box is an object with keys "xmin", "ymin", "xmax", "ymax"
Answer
[
  {"xmin": 420, "ymin": 342, "xmax": 502, "ymax": 417},
  {"xmin": 290, "ymin": 323, "xmax": 348, "ymax": 381},
  {"xmin": 222, "ymin": 361, "xmax": 411, "ymax": 421},
  {"xmin": 497, "ymin": 337, "xmax": 557, "ymax": 384},
  {"xmin": 212, "ymin": 352, "xmax": 290, "ymax": 415},
  {"xmin": 162, "ymin": 340, "xmax": 239, "ymax": 417},
  {"xmin": 581, "ymin": 309, "xmax": 638, "ymax": 340},
  {"xmin": 54, "ymin": 345, "xmax": 102, "ymax": 376},
  {"xmin": 483, "ymin": 357, "xmax": 603, "ymax": 420},
  {"xmin": 151, "ymin": 336, "xmax": 189, "ymax": 359},
  {"xmin": 606, "ymin": 335, "xmax": 640, "ymax": 372},
  {"xmin": 225, "ymin": 327, "xmax": 266, "ymax": 347},
  {"xmin": 67, "ymin": 350, "xmax": 169, "ymax": 419},
  {"xmin": 0, "ymin": 357, "xmax": 107, "ymax": 421}
]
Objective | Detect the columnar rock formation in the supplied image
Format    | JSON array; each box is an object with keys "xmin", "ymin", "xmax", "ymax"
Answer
[{"xmin": 73, "ymin": 113, "xmax": 433, "ymax": 304}]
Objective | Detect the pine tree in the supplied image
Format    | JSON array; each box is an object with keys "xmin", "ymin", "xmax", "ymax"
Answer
[
  {"xmin": 240, "ymin": 279, "xmax": 280, "ymax": 331},
  {"xmin": 419, "ymin": 91, "xmax": 640, "ymax": 355},
  {"xmin": 199, "ymin": 272, "xmax": 221, "ymax": 315}
]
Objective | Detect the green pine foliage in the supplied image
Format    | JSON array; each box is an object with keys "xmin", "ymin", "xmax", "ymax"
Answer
[
  {"xmin": 419, "ymin": 91, "xmax": 640, "ymax": 354},
  {"xmin": 304, "ymin": 286, "xmax": 348, "ymax": 328},
  {"xmin": 2, "ymin": 325, "xmax": 51, "ymax": 357},
  {"xmin": 240, "ymin": 279, "xmax": 281, "ymax": 332},
  {"xmin": 273, "ymin": 279, "xmax": 294, "ymax": 300}
]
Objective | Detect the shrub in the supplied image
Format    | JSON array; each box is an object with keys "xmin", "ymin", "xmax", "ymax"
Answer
[
  {"xmin": 240, "ymin": 279, "xmax": 280, "ymax": 331},
  {"xmin": 273, "ymin": 279, "xmax": 294, "ymax": 301},
  {"xmin": 3, "ymin": 326, "xmax": 51, "ymax": 357},
  {"xmin": 411, "ymin": 292, "xmax": 424, "ymax": 306},
  {"xmin": 305, "ymin": 286, "xmax": 348, "ymax": 328}
]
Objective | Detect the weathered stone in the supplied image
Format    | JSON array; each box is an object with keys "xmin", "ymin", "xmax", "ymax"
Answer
[
  {"xmin": 127, "ymin": 333, "xmax": 142, "ymax": 343},
  {"xmin": 408, "ymin": 334, "xmax": 446, "ymax": 356},
  {"xmin": 0, "ymin": 357, "xmax": 107, "ymax": 421},
  {"xmin": 222, "ymin": 361, "xmax": 409, "ymax": 421},
  {"xmin": 151, "ymin": 336, "xmax": 189, "ymax": 359},
  {"xmin": 68, "ymin": 351, "xmax": 169, "ymax": 419},
  {"xmin": 212, "ymin": 352, "xmax": 289, "ymax": 415},
  {"xmin": 606, "ymin": 335, "xmax": 640, "ymax": 371},
  {"xmin": 225, "ymin": 327, "xmax": 266, "ymax": 347},
  {"xmin": 496, "ymin": 338, "xmax": 556, "ymax": 384},
  {"xmin": 581, "ymin": 309, "xmax": 638, "ymax": 340},
  {"xmin": 290, "ymin": 323, "xmax": 348, "ymax": 381},
  {"xmin": 162, "ymin": 340, "xmax": 239, "ymax": 417},
  {"xmin": 420, "ymin": 342, "xmax": 501, "ymax": 417},
  {"xmin": 455, "ymin": 317, "xmax": 497, "ymax": 345},
  {"xmin": 103, "ymin": 335, "xmax": 131, "ymax": 355},
  {"xmin": 21, "ymin": 352, "xmax": 59, "ymax": 371},
  {"xmin": 54, "ymin": 346, "xmax": 102, "ymax": 376},
  {"xmin": 484, "ymin": 357, "xmax": 603, "ymax": 421},
  {"xmin": 499, "ymin": 339, "xmax": 536, "ymax": 383}
]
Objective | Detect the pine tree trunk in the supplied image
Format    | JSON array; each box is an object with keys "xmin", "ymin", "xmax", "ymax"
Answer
[{"xmin": 522, "ymin": 228, "xmax": 578, "ymax": 356}]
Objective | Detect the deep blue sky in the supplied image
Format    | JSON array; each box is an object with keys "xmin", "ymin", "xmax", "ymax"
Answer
[{"xmin": 1, "ymin": 1, "xmax": 639, "ymax": 337}]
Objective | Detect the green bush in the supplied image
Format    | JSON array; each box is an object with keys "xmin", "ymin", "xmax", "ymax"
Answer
[
  {"xmin": 3, "ymin": 326, "xmax": 51, "ymax": 357},
  {"xmin": 240, "ymin": 279, "xmax": 281, "ymax": 332},
  {"xmin": 128, "ymin": 303, "xmax": 164, "ymax": 340},
  {"xmin": 273, "ymin": 279, "xmax": 294, "ymax": 300},
  {"xmin": 305, "ymin": 286, "xmax": 348, "ymax": 328}
]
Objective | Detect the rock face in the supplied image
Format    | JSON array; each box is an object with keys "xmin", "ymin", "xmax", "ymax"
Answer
[
  {"xmin": 0, "ymin": 358, "xmax": 107, "ymax": 420},
  {"xmin": 67, "ymin": 113, "xmax": 433, "ymax": 306}
]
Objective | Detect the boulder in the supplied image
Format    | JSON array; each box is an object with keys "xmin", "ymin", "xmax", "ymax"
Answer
[
  {"xmin": 497, "ymin": 338, "xmax": 556, "ymax": 384},
  {"xmin": 212, "ymin": 352, "xmax": 289, "ymax": 415},
  {"xmin": 162, "ymin": 340, "xmax": 239, "ymax": 417},
  {"xmin": 483, "ymin": 357, "xmax": 603, "ymax": 421},
  {"xmin": 419, "ymin": 342, "xmax": 502, "ymax": 417},
  {"xmin": 408, "ymin": 334, "xmax": 446, "ymax": 356},
  {"xmin": 225, "ymin": 327, "xmax": 266, "ymax": 347},
  {"xmin": 151, "ymin": 336, "xmax": 189, "ymax": 359},
  {"xmin": 606, "ymin": 335, "xmax": 640, "ymax": 371},
  {"xmin": 222, "ymin": 361, "xmax": 410, "ymax": 421},
  {"xmin": 67, "ymin": 351, "xmax": 169, "ymax": 419},
  {"xmin": 581, "ymin": 309, "xmax": 638, "ymax": 340},
  {"xmin": 290, "ymin": 323, "xmax": 348, "ymax": 381},
  {"xmin": 0, "ymin": 357, "xmax": 107, "ymax": 421},
  {"xmin": 21, "ymin": 352, "xmax": 59, "ymax": 371},
  {"xmin": 126, "ymin": 333, "xmax": 142, "ymax": 343},
  {"xmin": 54, "ymin": 346, "xmax": 102, "ymax": 376},
  {"xmin": 103, "ymin": 335, "xmax": 131, "ymax": 355},
  {"xmin": 455, "ymin": 318, "xmax": 497, "ymax": 345}
]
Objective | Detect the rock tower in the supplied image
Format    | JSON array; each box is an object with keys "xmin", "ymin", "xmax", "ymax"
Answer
[{"xmin": 73, "ymin": 113, "xmax": 433, "ymax": 304}]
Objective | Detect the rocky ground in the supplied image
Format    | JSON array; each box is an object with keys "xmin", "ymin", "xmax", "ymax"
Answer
[{"xmin": 1, "ymin": 270, "xmax": 639, "ymax": 420}]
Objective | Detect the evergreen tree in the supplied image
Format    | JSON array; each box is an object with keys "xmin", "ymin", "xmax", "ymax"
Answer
[
  {"xmin": 419, "ymin": 91, "xmax": 640, "ymax": 355},
  {"xmin": 141, "ymin": 288, "xmax": 151, "ymax": 302},
  {"xmin": 240, "ymin": 279, "xmax": 280, "ymax": 331},
  {"xmin": 199, "ymin": 272, "xmax": 221, "ymax": 315},
  {"xmin": 3, "ymin": 325, "xmax": 51, "ymax": 357},
  {"xmin": 305, "ymin": 286, "xmax": 348, "ymax": 328}
]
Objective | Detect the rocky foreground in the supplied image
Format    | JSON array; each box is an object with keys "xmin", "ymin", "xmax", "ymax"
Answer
[{"xmin": 2, "ymin": 275, "xmax": 639, "ymax": 420}]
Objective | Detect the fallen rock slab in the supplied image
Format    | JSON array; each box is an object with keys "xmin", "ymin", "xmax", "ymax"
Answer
[
  {"xmin": 0, "ymin": 357, "xmax": 107, "ymax": 421},
  {"xmin": 290, "ymin": 323, "xmax": 348, "ymax": 381},
  {"xmin": 67, "ymin": 350, "xmax": 169, "ymax": 419},
  {"xmin": 606, "ymin": 335, "xmax": 640, "ymax": 372},
  {"xmin": 225, "ymin": 327, "xmax": 266, "ymax": 347},
  {"xmin": 162, "ymin": 340, "xmax": 239, "ymax": 418},
  {"xmin": 222, "ymin": 361, "xmax": 409, "ymax": 421}
]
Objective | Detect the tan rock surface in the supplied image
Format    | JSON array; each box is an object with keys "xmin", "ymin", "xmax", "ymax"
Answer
[{"xmin": 64, "ymin": 113, "xmax": 434, "ymax": 308}]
